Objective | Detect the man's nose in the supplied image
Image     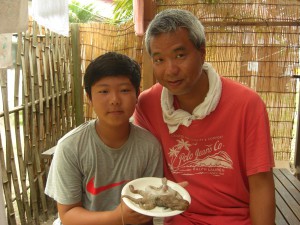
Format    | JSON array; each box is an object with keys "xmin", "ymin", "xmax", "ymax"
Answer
[{"xmin": 165, "ymin": 59, "xmax": 179, "ymax": 75}]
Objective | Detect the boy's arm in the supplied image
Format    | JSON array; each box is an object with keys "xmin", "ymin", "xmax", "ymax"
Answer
[
  {"xmin": 57, "ymin": 200, "xmax": 152, "ymax": 225},
  {"xmin": 248, "ymin": 171, "xmax": 275, "ymax": 225}
]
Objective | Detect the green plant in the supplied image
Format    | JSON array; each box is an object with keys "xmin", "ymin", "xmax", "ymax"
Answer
[
  {"xmin": 110, "ymin": 0, "xmax": 133, "ymax": 24},
  {"xmin": 69, "ymin": 0, "xmax": 101, "ymax": 23}
]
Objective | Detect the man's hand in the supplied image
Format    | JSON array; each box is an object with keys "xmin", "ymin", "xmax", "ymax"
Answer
[{"xmin": 178, "ymin": 181, "xmax": 189, "ymax": 188}]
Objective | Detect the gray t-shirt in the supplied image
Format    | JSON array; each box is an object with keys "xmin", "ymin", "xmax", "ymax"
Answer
[{"xmin": 45, "ymin": 120, "xmax": 163, "ymax": 212}]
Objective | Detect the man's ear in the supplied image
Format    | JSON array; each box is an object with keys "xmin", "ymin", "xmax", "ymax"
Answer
[
  {"xmin": 199, "ymin": 45, "xmax": 206, "ymax": 61},
  {"xmin": 199, "ymin": 45, "xmax": 206, "ymax": 54}
]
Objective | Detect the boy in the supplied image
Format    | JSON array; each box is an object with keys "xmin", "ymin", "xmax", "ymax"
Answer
[{"xmin": 45, "ymin": 52, "xmax": 163, "ymax": 225}]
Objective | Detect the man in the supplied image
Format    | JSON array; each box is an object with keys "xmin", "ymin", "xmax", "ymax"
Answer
[{"xmin": 134, "ymin": 9, "xmax": 275, "ymax": 225}]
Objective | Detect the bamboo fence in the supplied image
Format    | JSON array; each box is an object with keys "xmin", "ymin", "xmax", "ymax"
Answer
[
  {"xmin": 0, "ymin": 0, "xmax": 300, "ymax": 224},
  {"xmin": 0, "ymin": 21, "xmax": 75, "ymax": 224}
]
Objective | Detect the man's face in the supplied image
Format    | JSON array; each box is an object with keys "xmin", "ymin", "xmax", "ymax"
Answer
[
  {"xmin": 89, "ymin": 76, "xmax": 137, "ymax": 127},
  {"xmin": 149, "ymin": 28, "xmax": 206, "ymax": 97}
]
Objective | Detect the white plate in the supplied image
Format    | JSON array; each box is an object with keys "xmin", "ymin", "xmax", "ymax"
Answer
[{"xmin": 121, "ymin": 177, "xmax": 191, "ymax": 217}]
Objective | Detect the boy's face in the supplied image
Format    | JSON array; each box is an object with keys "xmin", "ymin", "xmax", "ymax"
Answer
[{"xmin": 89, "ymin": 76, "xmax": 137, "ymax": 127}]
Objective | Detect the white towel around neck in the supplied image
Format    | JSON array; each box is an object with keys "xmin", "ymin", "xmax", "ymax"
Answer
[{"xmin": 161, "ymin": 62, "xmax": 222, "ymax": 133}]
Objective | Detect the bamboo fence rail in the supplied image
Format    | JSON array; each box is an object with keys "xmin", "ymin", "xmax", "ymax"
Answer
[{"xmin": 0, "ymin": 0, "xmax": 300, "ymax": 224}]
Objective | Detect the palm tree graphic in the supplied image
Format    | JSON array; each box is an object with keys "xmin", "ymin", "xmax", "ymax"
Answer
[{"xmin": 168, "ymin": 139, "xmax": 192, "ymax": 169}]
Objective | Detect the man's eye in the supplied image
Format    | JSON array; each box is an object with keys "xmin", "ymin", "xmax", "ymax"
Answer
[
  {"xmin": 176, "ymin": 54, "xmax": 184, "ymax": 58},
  {"xmin": 153, "ymin": 58, "xmax": 163, "ymax": 64}
]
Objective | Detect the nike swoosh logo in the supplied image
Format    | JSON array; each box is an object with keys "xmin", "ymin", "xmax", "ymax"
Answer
[{"xmin": 86, "ymin": 177, "xmax": 128, "ymax": 195}]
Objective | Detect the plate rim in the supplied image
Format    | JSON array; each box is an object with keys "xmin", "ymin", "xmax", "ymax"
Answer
[{"xmin": 121, "ymin": 177, "xmax": 191, "ymax": 217}]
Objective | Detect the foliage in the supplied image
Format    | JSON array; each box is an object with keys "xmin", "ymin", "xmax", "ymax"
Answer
[
  {"xmin": 108, "ymin": 0, "xmax": 219, "ymax": 24},
  {"xmin": 110, "ymin": 0, "xmax": 133, "ymax": 24},
  {"xmin": 69, "ymin": 0, "xmax": 101, "ymax": 23}
]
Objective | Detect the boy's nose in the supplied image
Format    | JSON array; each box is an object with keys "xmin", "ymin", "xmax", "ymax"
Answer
[{"xmin": 110, "ymin": 92, "xmax": 120, "ymax": 105}]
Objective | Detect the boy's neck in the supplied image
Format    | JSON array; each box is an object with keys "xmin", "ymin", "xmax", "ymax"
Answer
[{"xmin": 95, "ymin": 120, "xmax": 131, "ymax": 149}]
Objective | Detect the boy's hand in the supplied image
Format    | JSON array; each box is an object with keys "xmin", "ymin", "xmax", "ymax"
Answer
[{"xmin": 115, "ymin": 200, "xmax": 152, "ymax": 225}]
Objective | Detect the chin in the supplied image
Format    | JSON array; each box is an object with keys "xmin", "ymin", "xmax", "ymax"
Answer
[
  {"xmin": 168, "ymin": 89, "xmax": 188, "ymax": 96},
  {"xmin": 109, "ymin": 119, "xmax": 130, "ymax": 126}
]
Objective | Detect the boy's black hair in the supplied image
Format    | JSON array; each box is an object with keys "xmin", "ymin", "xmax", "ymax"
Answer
[{"xmin": 84, "ymin": 52, "xmax": 141, "ymax": 99}]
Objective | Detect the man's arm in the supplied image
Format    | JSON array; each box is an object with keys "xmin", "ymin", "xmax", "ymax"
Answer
[
  {"xmin": 248, "ymin": 170, "xmax": 275, "ymax": 225},
  {"xmin": 57, "ymin": 200, "xmax": 152, "ymax": 225}
]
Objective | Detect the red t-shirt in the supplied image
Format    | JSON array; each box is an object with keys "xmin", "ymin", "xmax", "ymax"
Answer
[{"xmin": 134, "ymin": 77, "xmax": 274, "ymax": 225}]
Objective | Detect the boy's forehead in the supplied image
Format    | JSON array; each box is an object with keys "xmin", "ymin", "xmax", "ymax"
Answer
[{"xmin": 93, "ymin": 76, "xmax": 132, "ymax": 85}]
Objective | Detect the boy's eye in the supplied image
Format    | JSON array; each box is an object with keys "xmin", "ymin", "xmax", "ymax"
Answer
[
  {"xmin": 98, "ymin": 90, "xmax": 108, "ymax": 94},
  {"xmin": 121, "ymin": 88, "xmax": 131, "ymax": 93}
]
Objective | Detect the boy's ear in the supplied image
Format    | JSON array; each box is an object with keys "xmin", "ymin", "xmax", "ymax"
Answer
[
  {"xmin": 135, "ymin": 90, "xmax": 140, "ymax": 104},
  {"xmin": 86, "ymin": 93, "xmax": 92, "ymax": 105},
  {"xmin": 136, "ymin": 88, "xmax": 141, "ymax": 98}
]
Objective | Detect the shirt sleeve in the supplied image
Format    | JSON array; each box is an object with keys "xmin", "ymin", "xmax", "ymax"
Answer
[
  {"xmin": 45, "ymin": 141, "xmax": 83, "ymax": 205},
  {"xmin": 244, "ymin": 96, "xmax": 275, "ymax": 176}
]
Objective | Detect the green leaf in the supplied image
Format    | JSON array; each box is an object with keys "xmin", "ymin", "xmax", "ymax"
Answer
[
  {"xmin": 69, "ymin": 0, "xmax": 101, "ymax": 23},
  {"xmin": 110, "ymin": 0, "xmax": 133, "ymax": 24}
]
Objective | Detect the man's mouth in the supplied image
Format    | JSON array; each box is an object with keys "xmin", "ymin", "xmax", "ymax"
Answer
[{"xmin": 168, "ymin": 80, "xmax": 183, "ymax": 87}]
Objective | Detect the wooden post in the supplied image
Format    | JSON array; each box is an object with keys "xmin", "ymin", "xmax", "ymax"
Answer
[
  {"xmin": 141, "ymin": 44, "xmax": 155, "ymax": 91},
  {"xmin": 294, "ymin": 91, "xmax": 300, "ymax": 179},
  {"xmin": 144, "ymin": 0, "xmax": 156, "ymax": 29},
  {"xmin": 141, "ymin": 0, "xmax": 157, "ymax": 91},
  {"xmin": 71, "ymin": 24, "xmax": 84, "ymax": 125}
]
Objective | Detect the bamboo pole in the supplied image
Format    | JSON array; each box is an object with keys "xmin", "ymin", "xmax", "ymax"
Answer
[
  {"xmin": 62, "ymin": 37, "xmax": 72, "ymax": 132},
  {"xmin": 22, "ymin": 30, "xmax": 40, "ymax": 225},
  {"xmin": 57, "ymin": 36, "xmax": 66, "ymax": 136},
  {"xmin": 53, "ymin": 34, "xmax": 62, "ymax": 140},
  {"xmin": 0, "ymin": 68, "xmax": 27, "ymax": 224},
  {"xmin": 49, "ymin": 33, "xmax": 58, "ymax": 145},
  {"xmin": 42, "ymin": 32, "xmax": 51, "ymax": 148},
  {"xmin": 0, "ymin": 70, "xmax": 17, "ymax": 225},
  {"xmin": 71, "ymin": 24, "xmax": 84, "ymax": 126},
  {"xmin": 34, "ymin": 24, "xmax": 48, "ymax": 221},
  {"xmin": 14, "ymin": 33, "xmax": 33, "ymax": 224}
]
